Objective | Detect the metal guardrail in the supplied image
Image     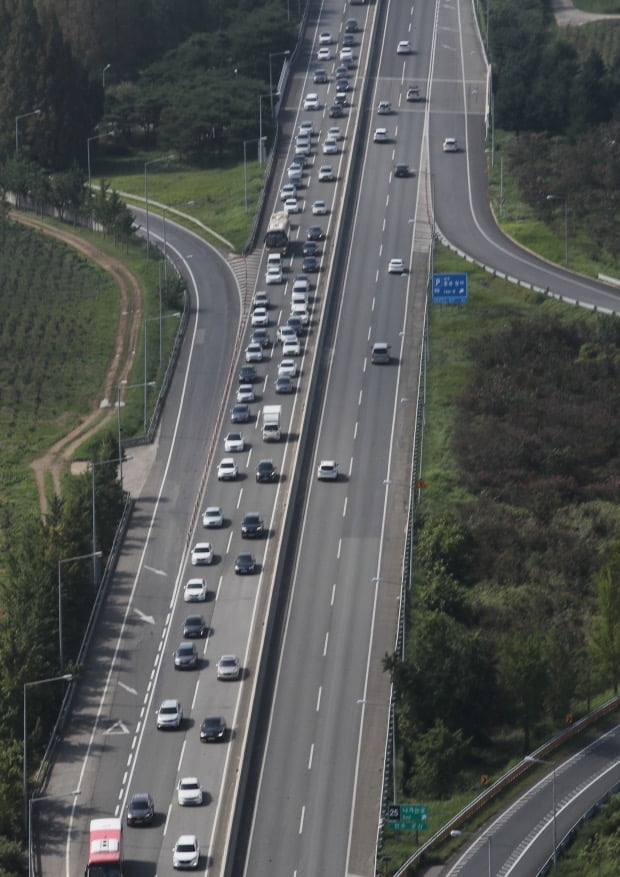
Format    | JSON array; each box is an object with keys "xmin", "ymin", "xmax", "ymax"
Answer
[{"xmin": 390, "ymin": 695, "xmax": 620, "ymax": 876}]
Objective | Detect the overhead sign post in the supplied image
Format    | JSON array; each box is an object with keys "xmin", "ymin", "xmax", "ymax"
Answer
[
  {"xmin": 432, "ymin": 272, "xmax": 468, "ymax": 304},
  {"xmin": 387, "ymin": 803, "xmax": 429, "ymax": 836}
]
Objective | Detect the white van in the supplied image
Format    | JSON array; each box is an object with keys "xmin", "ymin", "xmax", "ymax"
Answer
[{"xmin": 291, "ymin": 288, "xmax": 308, "ymax": 305}]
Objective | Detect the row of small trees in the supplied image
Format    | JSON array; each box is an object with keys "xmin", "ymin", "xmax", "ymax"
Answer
[
  {"xmin": 0, "ymin": 436, "xmax": 123, "ymax": 874},
  {"xmin": 386, "ymin": 314, "xmax": 620, "ymax": 799}
]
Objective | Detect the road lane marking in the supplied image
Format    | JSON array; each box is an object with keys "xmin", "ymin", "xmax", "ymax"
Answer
[
  {"xmin": 134, "ymin": 607, "xmax": 155, "ymax": 624},
  {"xmin": 331, "ymin": 584, "xmax": 336, "ymax": 605},
  {"xmin": 349, "ymin": 457, "xmax": 353, "ymax": 477},
  {"xmin": 226, "ymin": 531, "xmax": 233, "ymax": 553},
  {"xmin": 144, "ymin": 564, "xmax": 167, "ymax": 576},
  {"xmin": 323, "ymin": 632, "xmax": 329, "ymax": 656},
  {"xmin": 118, "ymin": 682, "xmax": 138, "ymax": 695},
  {"xmin": 308, "ymin": 743, "xmax": 314, "ymax": 770},
  {"xmin": 343, "ymin": 497, "xmax": 348, "ymax": 517},
  {"xmin": 178, "ymin": 740, "xmax": 186, "ymax": 772},
  {"xmin": 372, "ymin": 296, "xmax": 376, "ymax": 311},
  {"xmin": 316, "ymin": 686, "xmax": 322, "ymax": 711},
  {"xmin": 354, "ymin": 420, "xmax": 358, "ymax": 439},
  {"xmin": 358, "ymin": 389, "xmax": 363, "ymax": 406},
  {"xmin": 236, "ymin": 487, "xmax": 243, "ymax": 509},
  {"xmin": 299, "ymin": 804, "xmax": 305, "ymax": 834},
  {"xmin": 337, "ymin": 538, "xmax": 342, "ymax": 559},
  {"xmin": 192, "ymin": 679, "xmax": 200, "ymax": 710}
]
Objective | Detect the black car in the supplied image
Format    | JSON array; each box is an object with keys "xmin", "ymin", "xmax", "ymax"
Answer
[
  {"xmin": 234, "ymin": 552, "xmax": 256, "ymax": 574},
  {"xmin": 126, "ymin": 793, "xmax": 154, "ymax": 826},
  {"xmin": 241, "ymin": 512, "xmax": 264, "ymax": 538},
  {"xmin": 183, "ymin": 614, "xmax": 207, "ymax": 638},
  {"xmin": 313, "ymin": 68, "xmax": 328, "ymax": 84},
  {"xmin": 231, "ymin": 403, "xmax": 251, "ymax": 423},
  {"xmin": 200, "ymin": 715, "xmax": 226, "ymax": 742},
  {"xmin": 174, "ymin": 642, "xmax": 198, "ymax": 669},
  {"xmin": 335, "ymin": 77, "xmax": 350, "ymax": 92},
  {"xmin": 302, "ymin": 255, "xmax": 318, "ymax": 273},
  {"xmin": 394, "ymin": 163, "xmax": 410, "ymax": 178},
  {"xmin": 335, "ymin": 65, "xmax": 349, "ymax": 79},
  {"xmin": 256, "ymin": 459, "xmax": 278, "ymax": 483},
  {"xmin": 307, "ymin": 225, "xmax": 324, "ymax": 241},
  {"xmin": 238, "ymin": 364, "xmax": 258, "ymax": 383},
  {"xmin": 345, "ymin": 18, "xmax": 358, "ymax": 32},
  {"xmin": 286, "ymin": 316, "xmax": 304, "ymax": 336},
  {"xmin": 342, "ymin": 33, "xmax": 355, "ymax": 47},
  {"xmin": 329, "ymin": 104, "xmax": 344, "ymax": 118},
  {"xmin": 302, "ymin": 240, "xmax": 319, "ymax": 257},
  {"xmin": 251, "ymin": 328, "xmax": 271, "ymax": 348},
  {"xmin": 334, "ymin": 92, "xmax": 348, "ymax": 107}
]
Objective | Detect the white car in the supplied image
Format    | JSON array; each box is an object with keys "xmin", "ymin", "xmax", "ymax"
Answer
[
  {"xmin": 406, "ymin": 85, "xmax": 421, "ymax": 101},
  {"xmin": 245, "ymin": 343, "xmax": 263, "ymax": 362},
  {"xmin": 278, "ymin": 325, "xmax": 297, "ymax": 345},
  {"xmin": 191, "ymin": 542, "xmax": 213, "ymax": 565},
  {"xmin": 217, "ymin": 457, "xmax": 238, "ymax": 480},
  {"xmin": 388, "ymin": 258, "xmax": 405, "ymax": 274},
  {"xmin": 216, "ymin": 654, "xmax": 241, "ymax": 680},
  {"xmin": 282, "ymin": 337, "xmax": 301, "ymax": 356},
  {"xmin": 340, "ymin": 47, "xmax": 353, "ymax": 63},
  {"xmin": 295, "ymin": 139, "xmax": 311, "ymax": 157},
  {"xmin": 224, "ymin": 432, "xmax": 245, "ymax": 452},
  {"xmin": 251, "ymin": 307, "xmax": 269, "ymax": 327},
  {"xmin": 317, "ymin": 460, "xmax": 339, "ymax": 481},
  {"xmin": 284, "ymin": 197, "xmax": 300, "ymax": 214},
  {"xmin": 377, "ymin": 101, "xmax": 391, "ymax": 115},
  {"xmin": 253, "ymin": 291, "xmax": 270, "ymax": 309},
  {"xmin": 156, "ymin": 698, "xmax": 183, "ymax": 729},
  {"xmin": 184, "ymin": 578, "xmax": 208, "ymax": 602},
  {"xmin": 443, "ymin": 137, "xmax": 458, "ymax": 152},
  {"xmin": 287, "ymin": 164, "xmax": 303, "ymax": 182},
  {"xmin": 278, "ymin": 358, "xmax": 298, "ymax": 378},
  {"xmin": 236, "ymin": 383, "xmax": 254, "ymax": 403},
  {"xmin": 317, "ymin": 46, "xmax": 331, "ymax": 61},
  {"xmin": 374, "ymin": 128, "xmax": 389, "ymax": 143},
  {"xmin": 290, "ymin": 305, "xmax": 310, "ymax": 325},
  {"xmin": 312, "ymin": 200, "xmax": 328, "ymax": 215},
  {"xmin": 177, "ymin": 777, "xmax": 203, "ymax": 807},
  {"xmin": 303, "ymin": 93, "xmax": 320, "ymax": 110},
  {"xmin": 322, "ymin": 138, "xmax": 338, "ymax": 155},
  {"xmin": 318, "ymin": 165, "xmax": 335, "ymax": 182},
  {"xmin": 202, "ymin": 506, "xmax": 223, "ymax": 528},
  {"xmin": 173, "ymin": 835, "xmax": 200, "ymax": 869},
  {"xmin": 266, "ymin": 265, "xmax": 283, "ymax": 284},
  {"xmin": 299, "ymin": 120, "xmax": 315, "ymax": 137},
  {"xmin": 328, "ymin": 126, "xmax": 342, "ymax": 140},
  {"xmin": 397, "ymin": 40, "xmax": 412, "ymax": 54},
  {"xmin": 292, "ymin": 275, "xmax": 310, "ymax": 294},
  {"xmin": 319, "ymin": 31, "xmax": 332, "ymax": 45},
  {"xmin": 280, "ymin": 182, "xmax": 297, "ymax": 201}
]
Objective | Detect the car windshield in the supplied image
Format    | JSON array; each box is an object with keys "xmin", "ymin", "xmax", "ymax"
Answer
[
  {"xmin": 177, "ymin": 843, "xmax": 196, "ymax": 853},
  {"xmin": 161, "ymin": 705, "xmax": 176, "ymax": 714}
]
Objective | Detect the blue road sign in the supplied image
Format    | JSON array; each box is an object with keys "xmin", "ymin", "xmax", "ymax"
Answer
[{"xmin": 432, "ymin": 272, "xmax": 468, "ymax": 304}]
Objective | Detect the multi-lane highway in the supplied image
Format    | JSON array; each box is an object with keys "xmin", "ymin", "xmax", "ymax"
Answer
[{"xmin": 38, "ymin": 1, "xmax": 620, "ymax": 876}]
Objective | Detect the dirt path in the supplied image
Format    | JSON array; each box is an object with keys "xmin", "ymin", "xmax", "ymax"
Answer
[{"xmin": 12, "ymin": 213, "xmax": 144, "ymax": 517}]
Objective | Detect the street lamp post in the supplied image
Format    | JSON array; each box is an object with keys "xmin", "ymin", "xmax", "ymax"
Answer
[
  {"xmin": 143, "ymin": 313, "xmax": 180, "ymax": 429},
  {"xmin": 144, "ymin": 155, "xmax": 173, "ymax": 258},
  {"xmin": 15, "ymin": 109, "xmax": 41, "ymax": 158},
  {"xmin": 102, "ymin": 63, "xmax": 111, "ymax": 90},
  {"xmin": 526, "ymin": 755, "xmax": 557, "ymax": 868},
  {"xmin": 546, "ymin": 194, "xmax": 568, "ymax": 268},
  {"xmin": 116, "ymin": 380, "xmax": 155, "ymax": 488},
  {"xmin": 269, "ymin": 50, "xmax": 290, "ymax": 116},
  {"xmin": 29, "ymin": 790, "xmax": 80, "ymax": 877},
  {"xmin": 90, "ymin": 456, "xmax": 122, "ymax": 585},
  {"xmin": 87, "ymin": 131, "xmax": 115, "ymax": 192},
  {"xmin": 23, "ymin": 674, "xmax": 73, "ymax": 831},
  {"xmin": 450, "ymin": 830, "xmax": 492, "ymax": 877},
  {"xmin": 258, "ymin": 94, "xmax": 276, "ymax": 165},
  {"xmin": 58, "ymin": 552, "xmax": 102, "ymax": 671},
  {"xmin": 243, "ymin": 137, "xmax": 266, "ymax": 212}
]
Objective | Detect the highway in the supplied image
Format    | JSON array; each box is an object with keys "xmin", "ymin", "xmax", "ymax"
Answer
[{"xmin": 37, "ymin": 0, "xmax": 620, "ymax": 876}]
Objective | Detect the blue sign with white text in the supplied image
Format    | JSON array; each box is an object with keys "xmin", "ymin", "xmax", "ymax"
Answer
[{"xmin": 432, "ymin": 272, "xmax": 468, "ymax": 304}]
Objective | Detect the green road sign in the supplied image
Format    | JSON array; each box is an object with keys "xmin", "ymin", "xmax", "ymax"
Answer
[{"xmin": 387, "ymin": 803, "xmax": 428, "ymax": 832}]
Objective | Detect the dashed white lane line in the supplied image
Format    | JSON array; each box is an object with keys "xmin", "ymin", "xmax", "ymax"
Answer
[
  {"xmin": 316, "ymin": 686, "xmax": 322, "ymax": 712},
  {"xmin": 323, "ymin": 632, "xmax": 329, "ymax": 656},
  {"xmin": 331, "ymin": 583, "xmax": 336, "ymax": 605},
  {"xmin": 308, "ymin": 743, "xmax": 314, "ymax": 770},
  {"xmin": 299, "ymin": 804, "xmax": 305, "ymax": 834},
  {"xmin": 342, "ymin": 496, "xmax": 348, "ymax": 517}
]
